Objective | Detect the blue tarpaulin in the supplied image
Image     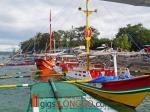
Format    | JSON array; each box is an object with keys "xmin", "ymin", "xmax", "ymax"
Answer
[{"xmin": 90, "ymin": 74, "xmax": 134, "ymax": 83}]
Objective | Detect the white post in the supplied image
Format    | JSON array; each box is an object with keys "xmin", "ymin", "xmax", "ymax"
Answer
[{"xmin": 112, "ymin": 51, "xmax": 118, "ymax": 76}]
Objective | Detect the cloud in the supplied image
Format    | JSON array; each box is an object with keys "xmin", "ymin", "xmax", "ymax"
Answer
[{"xmin": 0, "ymin": 0, "xmax": 150, "ymax": 51}]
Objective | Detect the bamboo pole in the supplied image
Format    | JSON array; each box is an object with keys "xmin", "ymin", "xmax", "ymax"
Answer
[
  {"xmin": 0, "ymin": 84, "xmax": 32, "ymax": 89},
  {"xmin": 0, "ymin": 74, "xmax": 64, "ymax": 80}
]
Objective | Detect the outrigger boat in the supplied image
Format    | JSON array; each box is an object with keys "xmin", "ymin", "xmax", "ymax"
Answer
[
  {"xmin": 35, "ymin": 57, "xmax": 59, "ymax": 81},
  {"xmin": 65, "ymin": 52, "xmax": 150, "ymax": 107},
  {"xmin": 65, "ymin": 0, "xmax": 150, "ymax": 108},
  {"xmin": 65, "ymin": 53, "xmax": 150, "ymax": 107},
  {"xmin": 24, "ymin": 81, "xmax": 112, "ymax": 112},
  {"xmin": 35, "ymin": 11, "xmax": 63, "ymax": 82},
  {"xmin": 75, "ymin": 82, "xmax": 150, "ymax": 108},
  {"xmin": 64, "ymin": 52, "xmax": 150, "ymax": 107},
  {"xmin": 75, "ymin": 75, "xmax": 150, "ymax": 108}
]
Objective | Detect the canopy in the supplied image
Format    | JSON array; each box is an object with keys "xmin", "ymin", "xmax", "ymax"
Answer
[{"xmin": 101, "ymin": 0, "xmax": 150, "ymax": 6}]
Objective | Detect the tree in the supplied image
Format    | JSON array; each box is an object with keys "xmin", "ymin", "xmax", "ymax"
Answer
[
  {"xmin": 20, "ymin": 26, "xmax": 100, "ymax": 52},
  {"xmin": 114, "ymin": 34, "xmax": 131, "ymax": 51},
  {"xmin": 116, "ymin": 24, "xmax": 150, "ymax": 51},
  {"xmin": 52, "ymin": 31, "xmax": 61, "ymax": 48}
]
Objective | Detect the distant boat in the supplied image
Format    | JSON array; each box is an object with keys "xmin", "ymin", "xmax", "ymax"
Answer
[
  {"xmin": 56, "ymin": 54, "xmax": 79, "ymax": 73},
  {"xmin": 144, "ymin": 45, "xmax": 150, "ymax": 53},
  {"xmin": 35, "ymin": 57, "xmax": 58, "ymax": 81},
  {"xmin": 0, "ymin": 53, "xmax": 35, "ymax": 67},
  {"xmin": 34, "ymin": 11, "xmax": 62, "ymax": 81}
]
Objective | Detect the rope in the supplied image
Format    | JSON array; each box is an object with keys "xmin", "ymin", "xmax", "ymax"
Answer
[{"xmin": 125, "ymin": 32, "xmax": 141, "ymax": 50}]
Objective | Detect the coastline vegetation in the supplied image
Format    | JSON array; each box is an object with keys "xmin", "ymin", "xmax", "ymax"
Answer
[{"xmin": 20, "ymin": 24, "xmax": 150, "ymax": 53}]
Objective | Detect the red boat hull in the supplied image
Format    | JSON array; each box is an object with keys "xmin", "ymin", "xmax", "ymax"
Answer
[
  {"xmin": 102, "ymin": 75, "xmax": 150, "ymax": 90},
  {"xmin": 59, "ymin": 61, "xmax": 79, "ymax": 73},
  {"xmin": 35, "ymin": 59, "xmax": 57, "ymax": 81}
]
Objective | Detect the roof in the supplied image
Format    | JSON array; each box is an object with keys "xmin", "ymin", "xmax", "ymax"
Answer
[
  {"xmin": 102, "ymin": 0, "xmax": 150, "ymax": 6},
  {"xmin": 25, "ymin": 82, "xmax": 102, "ymax": 112}
]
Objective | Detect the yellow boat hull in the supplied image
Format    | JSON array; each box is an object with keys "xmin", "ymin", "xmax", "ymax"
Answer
[
  {"xmin": 77, "ymin": 84, "xmax": 149, "ymax": 107},
  {"xmin": 64, "ymin": 79, "xmax": 91, "ymax": 83}
]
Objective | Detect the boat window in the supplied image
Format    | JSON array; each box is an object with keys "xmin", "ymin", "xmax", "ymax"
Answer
[
  {"xmin": 83, "ymin": 71, "xmax": 86, "ymax": 73},
  {"xmin": 83, "ymin": 75, "xmax": 86, "ymax": 77}
]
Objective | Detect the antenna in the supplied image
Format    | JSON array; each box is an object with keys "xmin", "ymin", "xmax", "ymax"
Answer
[{"xmin": 49, "ymin": 9, "xmax": 52, "ymax": 53}]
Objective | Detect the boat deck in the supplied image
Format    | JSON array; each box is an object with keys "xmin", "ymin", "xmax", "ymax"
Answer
[{"xmin": 25, "ymin": 82, "xmax": 102, "ymax": 112}]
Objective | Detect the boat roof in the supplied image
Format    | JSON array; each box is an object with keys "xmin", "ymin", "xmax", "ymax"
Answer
[
  {"xmin": 26, "ymin": 82, "xmax": 102, "ymax": 112},
  {"xmin": 102, "ymin": 0, "xmax": 150, "ymax": 6},
  {"xmin": 31, "ymin": 82, "xmax": 85, "ymax": 98}
]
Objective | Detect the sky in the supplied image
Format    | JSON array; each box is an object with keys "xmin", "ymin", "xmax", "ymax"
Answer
[{"xmin": 0, "ymin": 0, "xmax": 150, "ymax": 51}]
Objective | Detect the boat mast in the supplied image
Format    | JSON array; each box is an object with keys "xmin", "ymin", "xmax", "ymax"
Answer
[
  {"xmin": 33, "ymin": 37, "xmax": 36, "ymax": 54},
  {"xmin": 79, "ymin": 0, "xmax": 97, "ymax": 70},
  {"xmin": 53, "ymin": 39, "xmax": 56, "ymax": 53},
  {"xmin": 49, "ymin": 9, "xmax": 52, "ymax": 53}
]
